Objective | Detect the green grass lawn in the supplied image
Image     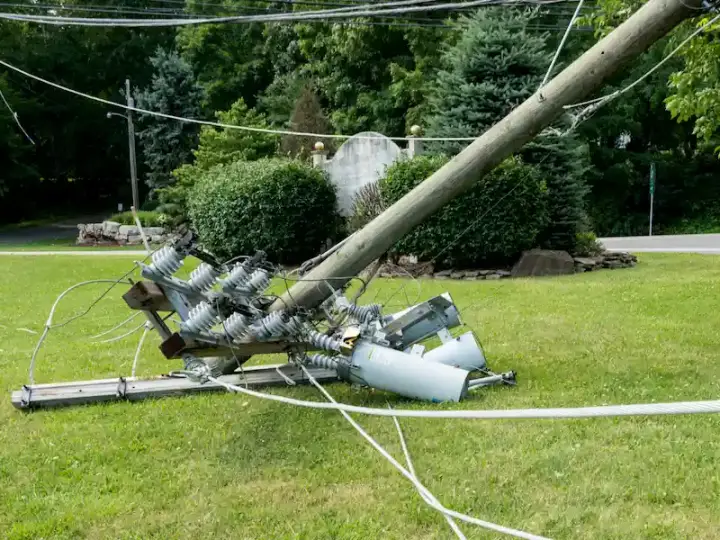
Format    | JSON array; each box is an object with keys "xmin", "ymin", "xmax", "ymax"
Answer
[
  {"xmin": 1, "ymin": 254, "xmax": 720, "ymax": 539},
  {"xmin": 0, "ymin": 240, "xmax": 153, "ymax": 251}
]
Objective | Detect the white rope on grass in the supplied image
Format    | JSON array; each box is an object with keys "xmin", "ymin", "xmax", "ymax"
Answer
[
  {"xmin": 297, "ymin": 366, "xmax": 548, "ymax": 540},
  {"xmin": 28, "ymin": 275, "xmax": 136, "ymax": 384},
  {"xmin": 206, "ymin": 374, "xmax": 720, "ymax": 419},
  {"xmin": 286, "ymin": 364, "xmax": 550, "ymax": 540},
  {"xmin": 390, "ymin": 408, "xmax": 467, "ymax": 539},
  {"xmin": 90, "ymin": 312, "xmax": 141, "ymax": 339},
  {"xmin": 131, "ymin": 326, "xmax": 149, "ymax": 378},
  {"xmin": 94, "ymin": 321, "xmax": 146, "ymax": 344}
]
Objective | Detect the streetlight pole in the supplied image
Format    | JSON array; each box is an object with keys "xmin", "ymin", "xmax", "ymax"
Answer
[
  {"xmin": 125, "ymin": 79, "xmax": 140, "ymax": 211},
  {"xmin": 107, "ymin": 81, "xmax": 140, "ymax": 211}
]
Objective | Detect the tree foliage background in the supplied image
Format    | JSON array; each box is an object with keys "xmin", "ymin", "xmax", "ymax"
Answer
[{"xmin": 1, "ymin": 0, "xmax": 720, "ymax": 240}]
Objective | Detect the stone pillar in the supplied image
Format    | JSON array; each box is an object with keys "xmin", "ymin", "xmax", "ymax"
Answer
[
  {"xmin": 312, "ymin": 141, "xmax": 329, "ymax": 168},
  {"xmin": 406, "ymin": 125, "xmax": 423, "ymax": 158}
]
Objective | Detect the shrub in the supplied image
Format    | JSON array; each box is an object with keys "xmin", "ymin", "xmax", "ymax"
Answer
[
  {"xmin": 574, "ymin": 231, "xmax": 603, "ymax": 257},
  {"xmin": 379, "ymin": 155, "xmax": 549, "ymax": 268},
  {"xmin": 135, "ymin": 48, "xmax": 204, "ymax": 191},
  {"xmin": 348, "ymin": 182, "xmax": 385, "ymax": 232},
  {"xmin": 280, "ymin": 85, "xmax": 334, "ymax": 160},
  {"xmin": 109, "ymin": 210, "xmax": 169, "ymax": 227},
  {"xmin": 159, "ymin": 98, "xmax": 279, "ymax": 223},
  {"xmin": 188, "ymin": 158, "xmax": 343, "ymax": 264}
]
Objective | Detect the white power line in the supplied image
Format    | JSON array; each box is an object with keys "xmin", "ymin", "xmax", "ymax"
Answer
[
  {"xmin": 0, "ymin": 57, "xmax": 479, "ymax": 142},
  {"xmin": 538, "ymin": 0, "xmax": 584, "ymax": 90},
  {"xmin": 0, "ymin": 86, "xmax": 35, "ymax": 145},
  {"xmin": 564, "ymin": 12, "xmax": 720, "ymax": 114},
  {"xmin": 0, "ymin": 0, "xmax": 579, "ymax": 27}
]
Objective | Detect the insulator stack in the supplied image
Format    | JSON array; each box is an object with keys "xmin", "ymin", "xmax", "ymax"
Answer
[
  {"xmin": 248, "ymin": 311, "xmax": 284, "ymax": 340},
  {"xmin": 335, "ymin": 296, "xmax": 382, "ymax": 323},
  {"xmin": 304, "ymin": 330, "xmax": 342, "ymax": 353},
  {"xmin": 149, "ymin": 246, "xmax": 184, "ymax": 276},
  {"xmin": 305, "ymin": 353, "xmax": 338, "ymax": 370},
  {"xmin": 281, "ymin": 315, "xmax": 305, "ymax": 337},
  {"xmin": 223, "ymin": 261, "xmax": 254, "ymax": 292},
  {"xmin": 188, "ymin": 263, "xmax": 220, "ymax": 292},
  {"xmin": 180, "ymin": 301, "xmax": 218, "ymax": 334},
  {"xmin": 249, "ymin": 312, "xmax": 307, "ymax": 340},
  {"xmin": 236, "ymin": 269, "xmax": 271, "ymax": 297},
  {"xmin": 339, "ymin": 302, "xmax": 382, "ymax": 323},
  {"xmin": 221, "ymin": 312, "xmax": 249, "ymax": 341}
]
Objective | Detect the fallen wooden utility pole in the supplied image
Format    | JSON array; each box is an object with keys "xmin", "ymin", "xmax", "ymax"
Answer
[{"xmin": 274, "ymin": 0, "xmax": 704, "ymax": 311}]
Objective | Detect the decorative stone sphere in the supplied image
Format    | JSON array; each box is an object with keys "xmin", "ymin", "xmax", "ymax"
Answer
[
  {"xmin": 314, "ymin": 141, "xmax": 325, "ymax": 151},
  {"xmin": 410, "ymin": 125, "xmax": 422, "ymax": 136}
]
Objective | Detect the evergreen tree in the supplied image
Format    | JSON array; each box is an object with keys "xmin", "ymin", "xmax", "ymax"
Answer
[
  {"xmin": 280, "ymin": 85, "xmax": 334, "ymax": 159},
  {"xmin": 523, "ymin": 134, "xmax": 590, "ymax": 251},
  {"xmin": 193, "ymin": 98, "xmax": 278, "ymax": 169},
  {"xmin": 427, "ymin": 8, "xmax": 549, "ymax": 153},
  {"xmin": 161, "ymin": 98, "xmax": 278, "ymax": 220},
  {"xmin": 426, "ymin": 8, "xmax": 591, "ymax": 252},
  {"xmin": 136, "ymin": 47, "xmax": 205, "ymax": 191}
]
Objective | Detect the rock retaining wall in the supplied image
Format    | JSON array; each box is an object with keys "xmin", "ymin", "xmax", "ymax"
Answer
[
  {"xmin": 378, "ymin": 251, "xmax": 637, "ymax": 280},
  {"xmin": 77, "ymin": 221, "xmax": 172, "ymax": 246}
]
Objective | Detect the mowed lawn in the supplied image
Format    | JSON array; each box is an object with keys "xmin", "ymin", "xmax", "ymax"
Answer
[{"xmin": 1, "ymin": 254, "xmax": 720, "ymax": 539}]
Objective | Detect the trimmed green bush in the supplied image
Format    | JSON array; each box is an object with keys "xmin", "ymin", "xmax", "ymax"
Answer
[
  {"xmin": 188, "ymin": 158, "xmax": 342, "ymax": 264},
  {"xmin": 109, "ymin": 210, "xmax": 169, "ymax": 227},
  {"xmin": 574, "ymin": 231, "xmax": 603, "ymax": 257},
  {"xmin": 379, "ymin": 155, "xmax": 549, "ymax": 268}
]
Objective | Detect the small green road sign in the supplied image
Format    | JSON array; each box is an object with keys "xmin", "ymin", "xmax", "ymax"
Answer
[{"xmin": 649, "ymin": 162, "xmax": 656, "ymax": 195}]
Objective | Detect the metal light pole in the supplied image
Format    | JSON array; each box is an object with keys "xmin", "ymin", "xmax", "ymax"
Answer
[
  {"xmin": 106, "ymin": 78, "xmax": 140, "ymax": 211},
  {"xmin": 125, "ymin": 79, "xmax": 139, "ymax": 212},
  {"xmin": 649, "ymin": 161, "xmax": 656, "ymax": 237}
]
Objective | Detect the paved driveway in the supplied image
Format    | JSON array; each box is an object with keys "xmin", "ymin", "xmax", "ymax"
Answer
[{"xmin": 600, "ymin": 234, "xmax": 720, "ymax": 254}]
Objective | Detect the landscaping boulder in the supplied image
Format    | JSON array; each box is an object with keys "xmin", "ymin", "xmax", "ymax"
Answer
[
  {"xmin": 76, "ymin": 221, "xmax": 172, "ymax": 246},
  {"xmin": 144, "ymin": 227, "xmax": 165, "ymax": 237},
  {"xmin": 118, "ymin": 225, "xmax": 138, "ymax": 237},
  {"xmin": 511, "ymin": 249, "xmax": 575, "ymax": 278},
  {"xmin": 103, "ymin": 221, "xmax": 121, "ymax": 236},
  {"xmin": 574, "ymin": 257, "xmax": 600, "ymax": 272}
]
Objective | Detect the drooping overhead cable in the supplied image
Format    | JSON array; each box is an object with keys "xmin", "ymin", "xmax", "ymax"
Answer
[{"xmin": 0, "ymin": 0, "xmax": 584, "ymax": 27}]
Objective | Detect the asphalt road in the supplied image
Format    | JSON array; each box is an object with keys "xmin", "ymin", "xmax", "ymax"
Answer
[
  {"xmin": 600, "ymin": 234, "xmax": 720, "ymax": 253},
  {"xmin": 0, "ymin": 214, "xmax": 107, "ymax": 245}
]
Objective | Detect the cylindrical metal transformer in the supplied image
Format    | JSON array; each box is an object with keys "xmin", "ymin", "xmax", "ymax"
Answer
[
  {"xmin": 422, "ymin": 331, "xmax": 486, "ymax": 372},
  {"xmin": 344, "ymin": 341, "xmax": 469, "ymax": 402}
]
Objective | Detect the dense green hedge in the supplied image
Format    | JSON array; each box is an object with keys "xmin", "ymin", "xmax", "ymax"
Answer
[
  {"xmin": 188, "ymin": 158, "xmax": 342, "ymax": 264},
  {"xmin": 379, "ymin": 155, "xmax": 549, "ymax": 268},
  {"xmin": 109, "ymin": 210, "xmax": 168, "ymax": 227}
]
